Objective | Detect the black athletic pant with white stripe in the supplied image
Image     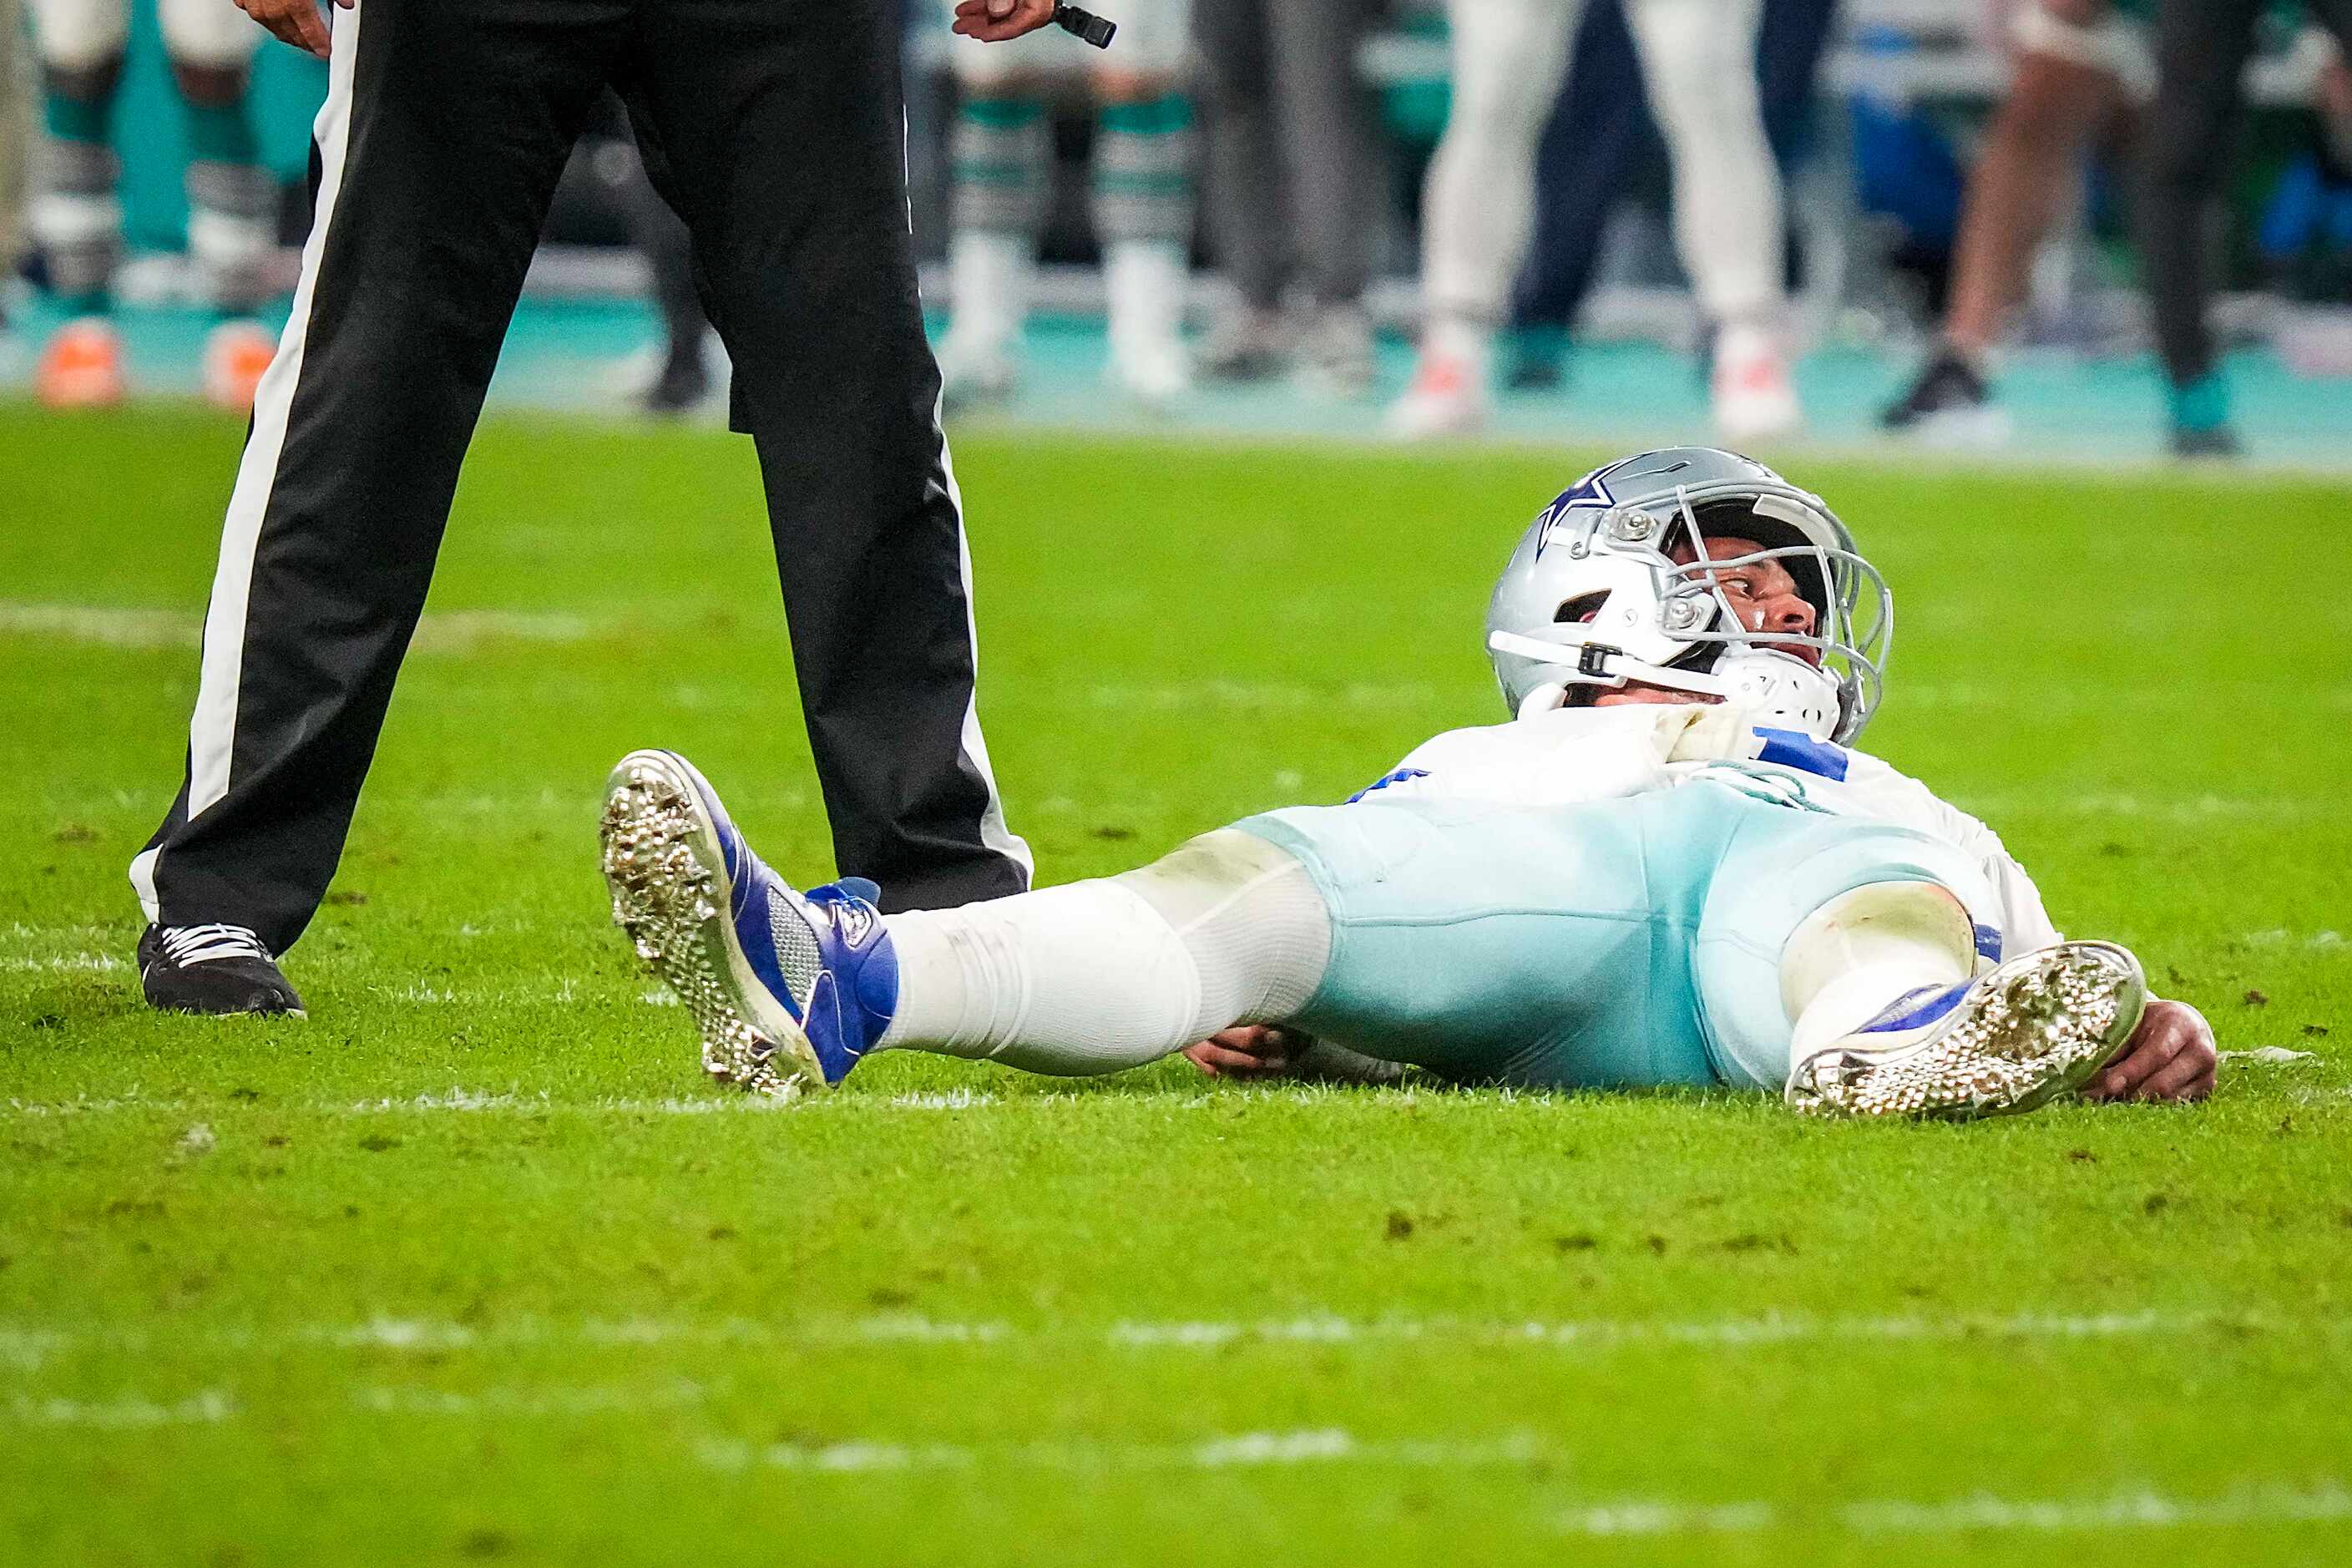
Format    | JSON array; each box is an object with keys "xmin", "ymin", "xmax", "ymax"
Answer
[{"xmin": 133, "ymin": 0, "xmax": 1032, "ymax": 954}]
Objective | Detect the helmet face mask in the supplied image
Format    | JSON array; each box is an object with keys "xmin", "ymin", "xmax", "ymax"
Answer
[{"xmin": 1485, "ymin": 449, "xmax": 1893, "ymax": 743}]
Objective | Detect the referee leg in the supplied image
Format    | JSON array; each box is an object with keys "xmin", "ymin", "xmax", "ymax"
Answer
[
  {"xmin": 624, "ymin": 0, "xmax": 1032, "ymax": 913},
  {"xmin": 133, "ymin": 0, "xmax": 625, "ymax": 952}
]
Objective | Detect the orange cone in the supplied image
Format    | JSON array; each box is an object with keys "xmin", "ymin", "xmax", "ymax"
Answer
[
  {"xmin": 35, "ymin": 318, "xmax": 129, "ymax": 409},
  {"xmin": 202, "ymin": 321, "xmax": 280, "ymax": 413}
]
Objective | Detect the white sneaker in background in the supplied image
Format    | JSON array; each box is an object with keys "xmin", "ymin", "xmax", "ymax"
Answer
[
  {"xmin": 1712, "ymin": 321, "xmax": 1803, "ymax": 445},
  {"xmin": 1385, "ymin": 352, "xmax": 1489, "ymax": 439},
  {"xmin": 1105, "ymin": 240, "xmax": 1191, "ymax": 410},
  {"xmin": 1295, "ymin": 303, "xmax": 1376, "ymax": 402},
  {"xmin": 1110, "ymin": 326, "xmax": 1190, "ymax": 410},
  {"xmin": 935, "ymin": 328, "xmax": 1018, "ymax": 411},
  {"xmin": 1196, "ymin": 301, "xmax": 1289, "ymax": 383}
]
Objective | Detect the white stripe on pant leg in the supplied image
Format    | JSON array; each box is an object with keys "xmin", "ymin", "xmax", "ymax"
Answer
[
  {"xmin": 187, "ymin": 0, "xmax": 362, "ymax": 822},
  {"xmin": 903, "ymin": 119, "xmax": 1028, "ymax": 892},
  {"xmin": 934, "ymin": 407, "xmax": 1034, "ymax": 887},
  {"xmin": 137, "ymin": 2, "xmax": 362, "ymax": 924}
]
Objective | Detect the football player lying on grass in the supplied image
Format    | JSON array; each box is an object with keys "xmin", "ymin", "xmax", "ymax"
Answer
[{"xmin": 598, "ymin": 448, "xmax": 2217, "ymax": 1120}]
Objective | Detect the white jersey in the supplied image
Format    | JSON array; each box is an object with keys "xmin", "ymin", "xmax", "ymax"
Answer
[{"xmin": 1354, "ymin": 704, "xmax": 2063, "ymax": 959}]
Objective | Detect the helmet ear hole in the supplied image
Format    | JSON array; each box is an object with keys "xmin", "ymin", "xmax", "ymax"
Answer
[{"xmin": 1555, "ymin": 593, "xmax": 1608, "ymax": 625}]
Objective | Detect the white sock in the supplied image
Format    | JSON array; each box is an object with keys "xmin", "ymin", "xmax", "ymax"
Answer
[
  {"xmin": 1716, "ymin": 318, "xmax": 1787, "ymax": 372},
  {"xmin": 948, "ymin": 229, "xmax": 1030, "ymax": 356},
  {"xmin": 1780, "ymin": 882, "xmax": 1979, "ymax": 1069},
  {"xmin": 878, "ymin": 831, "xmax": 1328, "ymax": 1077},
  {"xmin": 1425, "ymin": 315, "xmax": 1495, "ymax": 378},
  {"xmin": 1105, "ymin": 239, "xmax": 1187, "ymax": 361}
]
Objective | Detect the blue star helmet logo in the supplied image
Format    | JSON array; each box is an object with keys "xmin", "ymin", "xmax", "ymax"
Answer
[{"xmin": 1532, "ymin": 461, "xmax": 1626, "ymax": 559}]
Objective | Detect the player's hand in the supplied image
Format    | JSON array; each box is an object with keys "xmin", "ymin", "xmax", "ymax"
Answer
[
  {"xmin": 236, "ymin": 0, "xmax": 349, "ymax": 59},
  {"xmin": 2082, "ymin": 998, "xmax": 2218, "ymax": 1105},
  {"xmin": 952, "ymin": 0, "xmax": 1060, "ymax": 43},
  {"xmin": 1184, "ymin": 1025, "xmax": 1298, "ymax": 1080}
]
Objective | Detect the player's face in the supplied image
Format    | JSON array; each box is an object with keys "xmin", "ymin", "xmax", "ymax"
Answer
[
  {"xmin": 1682, "ymin": 534, "xmax": 1820, "ymax": 661},
  {"xmin": 1591, "ymin": 533, "xmax": 1820, "ymax": 710}
]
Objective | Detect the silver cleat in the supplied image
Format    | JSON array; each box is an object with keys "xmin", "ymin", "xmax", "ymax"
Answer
[
  {"xmin": 1786, "ymin": 941, "xmax": 2147, "ymax": 1121},
  {"xmin": 598, "ymin": 751, "xmax": 826, "ymax": 1101}
]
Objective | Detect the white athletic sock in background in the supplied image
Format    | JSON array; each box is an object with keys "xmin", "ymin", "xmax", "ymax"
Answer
[
  {"xmin": 947, "ymin": 228, "xmax": 1030, "ymax": 356},
  {"xmin": 1425, "ymin": 314, "xmax": 1495, "ymax": 376},
  {"xmin": 946, "ymin": 94, "xmax": 1046, "ymax": 354}
]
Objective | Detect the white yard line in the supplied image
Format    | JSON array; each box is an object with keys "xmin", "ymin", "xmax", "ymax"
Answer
[
  {"xmin": 1555, "ymin": 1484, "xmax": 2352, "ymax": 1536},
  {"xmin": 10, "ymin": 1383, "xmax": 2343, "ymax": 1537},
  {"xmin": 6, "ymin": 1390, "xmax": 235, "ymax": 1429},
  {"xmin": 698, "ymin": 1434, "xmax": 2352, "ymax": 1535},
  {"xmin": 1948, "ymin": 792, "xmax": 2325, "ymax": 822},
  {"xmin": 0, "ymin": 953, "xmax": 127, "ymax": 974},
  {"xmin": 696, "ymin": 1428, "xmax": 1545, "ymax": 1474},
  {"xmin": 2, "ymin": 1308, "xmax": 2322, "ymax": 1372},
  {"xmin": 13, "ymin": 1050, "xmax": 2343, "ymax": 1122},
  {"xmin": 0, "ymin": 603, "xmax": 595, "ymax": 654},
  {"xmin": 1084, "ymin": 681, "xmax": 1441, "ymax": 711},
  {"xmin": 353, "ymin": 1379, "xmax": 707, "ymax": 1417},
  {"xmin": 0, "ymin": 1090, "xmax": 1002, "ymax": 1118}
]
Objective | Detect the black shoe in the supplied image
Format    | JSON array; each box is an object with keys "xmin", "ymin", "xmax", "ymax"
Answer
[
  {"xmin": 137, "ymin": 924, "xmax": 306, "ymax": 1017},
  {"xmin": 1503, "ymin": 351, "xmax": 1565, "ymax": 393},
  {"xmin": 1881, "ymin": 347, "xmax": 1997, "ymax": 436},
  {"xmin": 2170, "ymin": 422, "xmax": 2243, "ymax": 460},
  {"xmin": 1503, "ymin": 328, "xmax": 1569, "ymax": 392},
  {"xmin": 640, "ymin": 353, "xmax": 710, "ymax": 416}
]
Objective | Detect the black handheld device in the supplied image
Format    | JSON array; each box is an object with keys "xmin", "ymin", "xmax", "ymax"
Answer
[{"xmin": 1053, "ymin": 4, "xmax": 1117, "ymax": 48}]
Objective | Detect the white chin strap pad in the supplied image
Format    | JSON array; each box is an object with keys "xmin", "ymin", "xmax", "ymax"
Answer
[{"xmin": 1491, "ymin": 632, "xmax": 1841, "ymax": 742}]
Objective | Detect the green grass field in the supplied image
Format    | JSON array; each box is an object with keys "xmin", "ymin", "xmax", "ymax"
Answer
[{"xmin": 4, "ymin": 403, "xmax": 2349, "ymax": 1565}]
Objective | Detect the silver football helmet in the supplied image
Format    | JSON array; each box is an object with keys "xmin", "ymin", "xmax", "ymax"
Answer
[{"xmin": 1485, "ymin": 448, "xmax": 1892, "ymax": 743}]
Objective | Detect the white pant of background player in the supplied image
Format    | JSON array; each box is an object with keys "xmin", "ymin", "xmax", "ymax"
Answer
[
  {"xmin": 933, "ymin": 0, "xmax": 1196, "ymax": 408},
  {"xmin": 1393, "ymin": 0, "xmax": 1800, "ymax": 443}
]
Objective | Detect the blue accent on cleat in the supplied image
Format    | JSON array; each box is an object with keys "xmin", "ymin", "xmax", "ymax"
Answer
[
  {"xmin": 794, "ymin": 879, "xmax": 898, "ymax": 1084},
  {"xmin": 660, "ymin": 759, "xmax": 896, "ymax": 1087},
  {"xmin": 1854, "ymin": 979, "xmax": 1971, "ymax": 1034}
]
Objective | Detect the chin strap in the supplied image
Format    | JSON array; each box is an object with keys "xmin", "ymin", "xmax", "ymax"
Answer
[
  {"xmin": 1489, "ymin": 629, "xmax": 1743, "ymax": 701},
  {"xmin": 1491, "ymin": 630, "xmax": 1841, "ymax": 740}
]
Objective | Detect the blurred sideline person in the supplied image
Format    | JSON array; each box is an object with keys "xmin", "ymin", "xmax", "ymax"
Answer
[
  {"xmin": 129, "ymin": 0, "xmax": 1061, "ymax": 1019},
  {"xmin": 1507, "ymin": 0, "xmax": 1838, "ymax": 392},
  {"xmin": 597, "ymin": 448, "xmax": 2218, "ymax": 1120},
  {"xmin": 2141, "ymin": 0, "xmax": 2352, "ymax": 457},
  {"xmin": 1391, "ymin": 0, "xmax": 1803, "ymax": 443},
  {"xmin": 933, "ymin": 0, "xmax": 1196, "ymax": 408},
  {"xmin": 2, "ymin": 0, "xmax": 26, "ymax": 336},
  {"xmin": 565, "ymin": 94, "xmax": 717, "ymax": 415},
  {"xmin": 1189, "ymin": 0, "xmax": 1383, "ymax": 398},
  {"xmin": 27, "ymin": 0, "xmax": 280, "ymax": 409},
  {"xmin": 1881, "ymin": 0, "xmax": 2152, "ymax": 442}
]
